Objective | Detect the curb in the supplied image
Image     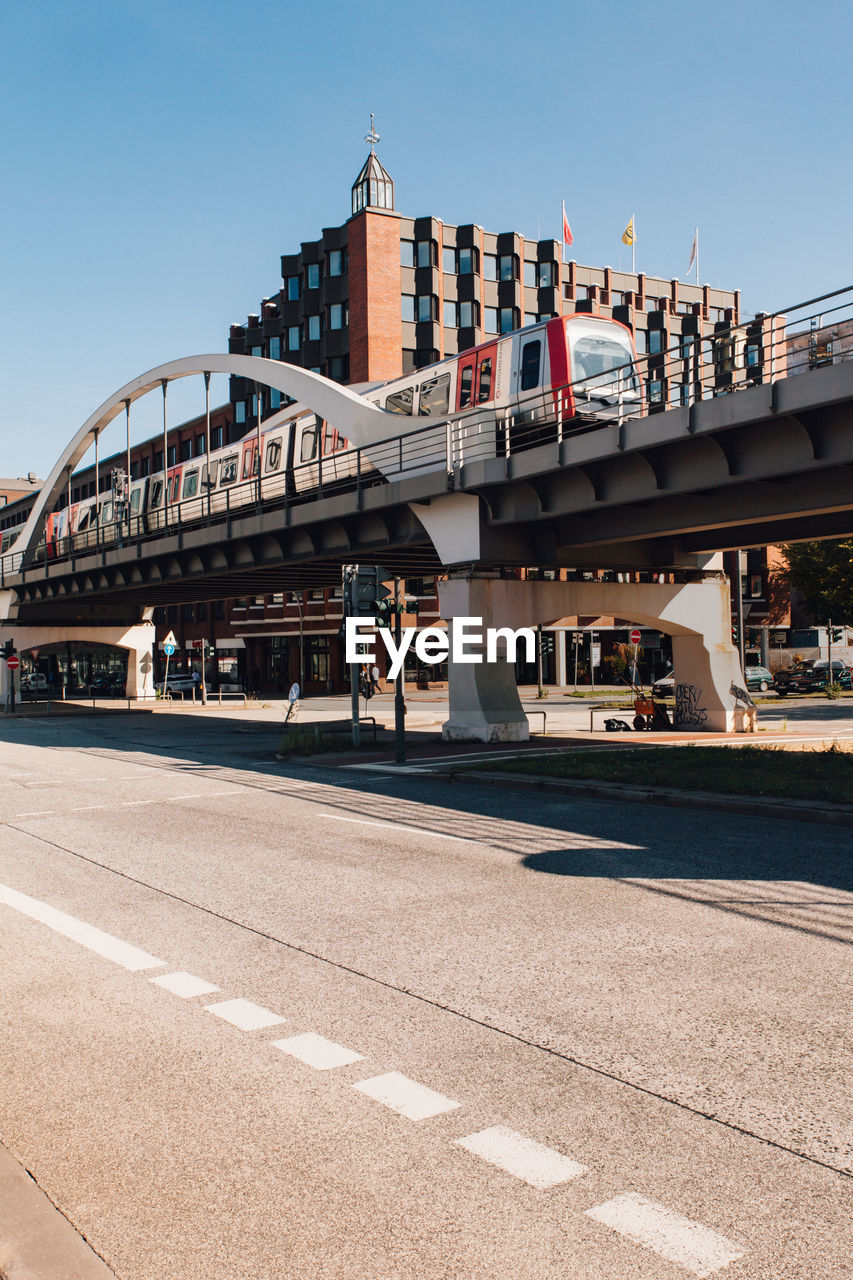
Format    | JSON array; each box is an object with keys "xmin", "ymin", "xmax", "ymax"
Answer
[
  {"xmin": 433, "ymin": 769, "xmax": 853, "ymax": 827},
  {"xmin": 0, "ymin": 1141, "xmax": 118, "ymax": 1280}
]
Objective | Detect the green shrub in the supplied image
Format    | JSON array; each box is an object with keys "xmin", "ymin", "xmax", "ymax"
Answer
[{"xmin": 825, "ymin": 682, "xmax": 843, "ymax": 700}]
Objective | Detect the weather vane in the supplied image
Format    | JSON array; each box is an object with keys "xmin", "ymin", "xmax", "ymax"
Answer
[{"xmin": 364, "ymin": 113, "xmax": 380, "ymax": 152}]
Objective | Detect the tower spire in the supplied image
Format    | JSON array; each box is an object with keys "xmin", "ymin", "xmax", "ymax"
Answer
[
  {"xmin": 351, "ymin": 117, "xmax": 394, "ymax": 215},
  {"xmin": 364, "ymin": 113, "xmax": 380, "ymax": 153}
]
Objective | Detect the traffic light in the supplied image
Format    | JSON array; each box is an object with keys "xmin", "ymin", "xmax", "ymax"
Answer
[
  {"xmin": 346, "ymin": 565, "xmax": 392, "ymax": 617},
  {"xmin": 831, "ymin": 627, "xmax": 843, "ymax": 643}
]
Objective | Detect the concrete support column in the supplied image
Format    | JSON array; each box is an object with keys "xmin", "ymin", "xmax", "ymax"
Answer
[{"xmin": 438, "ymin": 575, "xmax": 529, "ymax": 743}]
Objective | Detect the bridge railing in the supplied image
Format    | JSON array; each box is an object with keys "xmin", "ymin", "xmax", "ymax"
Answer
[{"xmin": 3, "ymin": 285, "xmax": 853, "ymax": 584}]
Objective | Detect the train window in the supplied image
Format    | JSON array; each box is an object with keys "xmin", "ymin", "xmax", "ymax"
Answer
[
  {"xmin": 520, "ymin": 340, "xmax": 541, "ymax": 390},
  {"xmin": 101, "ymin": 501, "xmax": 113, "ymax": 523},
  {"xmin": 182, "ymin": 470, "xmax": 199, "ymax": 499},
  {"xmin": 129, "ymin": 489, "xmax": 141, "ymax": 514},
  {"xmin": 385, "ymin": 386, "xmax": 414, "ymax": 415},
  {"xmin": 149, "ymin": 480, "xmax": 163, "ymax": 508},
  {"xmin": 265, "ymin": 438, "xmax": 282, "ymax": 472},
  {"xmin": 242, "ymin": 449, "xmax": 258, "ymax": 480},
  {"xmin": 459, "ymin": 366, "xmax": 473, "ymax": 409},
  {"xmin": 418, "ymin": 374, "xmax": 450, "ymax": 417},
  {"xmin": 202, "ymin": 460, "xmax": 219, "ymax": 488},
  {"xmin": 300, "ymin": 425, "xmax": 318, "ymax": 462},
  {"xmin": 77, "ymin": 509, "xmax": 90, "ymax": 531},
  {"xmin": 477, "ymin": 358, "xmax": 493, "ymax": 403},
  {"xmin": 220, "ymin": 457, "xmax": 238, "ymax": 485},
  {"xmin": 168, "ymin": 474, "xmax": 181, "ymax": 503}
]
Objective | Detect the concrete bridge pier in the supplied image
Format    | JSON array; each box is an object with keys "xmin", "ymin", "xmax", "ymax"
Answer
[
  {"xmin": 0, "ymin": 617, "xmax": 157, "ymax": 702},
  {"xmin": 436, "ymin": 572, "xmax": 748, "ymax": 741}
]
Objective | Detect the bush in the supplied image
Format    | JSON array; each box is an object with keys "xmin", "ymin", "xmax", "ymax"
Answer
[{"xmin": 825, "ymin": 682, "xmax": 844, "ymax": 700}]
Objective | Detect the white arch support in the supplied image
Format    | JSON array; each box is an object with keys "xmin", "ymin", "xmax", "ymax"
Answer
[{"xmin": 8, "ymin": 355, "xmax": 394, "ymax": 567}]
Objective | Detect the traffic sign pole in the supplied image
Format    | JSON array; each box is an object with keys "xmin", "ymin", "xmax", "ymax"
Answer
[{"xmin": 5, "ymin": 650, "xmax": 19, "ymax": 714}]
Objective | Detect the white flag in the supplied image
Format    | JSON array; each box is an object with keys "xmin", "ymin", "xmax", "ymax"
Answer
[{"xmin": 686, "ymin": 228, "xmax": 698, "ymax": 275}]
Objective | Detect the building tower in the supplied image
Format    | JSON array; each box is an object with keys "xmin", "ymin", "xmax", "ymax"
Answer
[{"xmin": 351, "ymin": 115, "xmax": 395, "ymax": 214}]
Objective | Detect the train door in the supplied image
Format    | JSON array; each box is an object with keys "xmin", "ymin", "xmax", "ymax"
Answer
[
  {"xmin": 292, "ymin": 415, "xmax": 320, "ymax": 493},
  {"xmin": 456, "ymin": 352, "xmax": 477, "ymax": 412},
  {"xmin": 511, "ymin": 328, "xmax": 551, "ymax": 446},
  {"xmin": 241, "ymin": 438, "xmax": 259, "ymax": 495},
  {"xmin": 166, "ymin": 465, "xmax": 182, "ymax": 525}
]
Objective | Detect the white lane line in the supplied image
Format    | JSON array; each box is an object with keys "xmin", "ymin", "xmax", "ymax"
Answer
[
  {"xmin": 454, "ymin": 1126, "xmax": 587, "ymax": 1188},
  {"xmin": 70, "ymin": 804, "xmax": 108, "ymax": 811},
  {"xmin": 585, "ymin": 1193, "xmax": 745, "ymax": 1277},
  {"xmin": 12, "ymin": 811, "xmax": 55, "ymax": 819},
  {"xmin": 353, "ymin": 1071, "xmax": 460, "ymax": 1121},
  {"xmin": 327, "ymin": 815, "xmax": 469, "ymax": 842},
  {"xmin": 150, "ymin": 971, "xmax": 220, "ymax": 998},
  {"xmin": 0, "ymin": 882, "xmax": 165, "ymax": 972},
  {"xmin": 203, "ymin": 998, "xmax": 285, "ymax": 1031},
  {"xmin": 271, "ymin": 1033, "xmax": 363, "ymax": 1070}
]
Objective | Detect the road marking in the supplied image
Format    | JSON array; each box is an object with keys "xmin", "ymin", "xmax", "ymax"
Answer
[
  {"xmin": 353, "ymin": 1071, "xmax": 460, "ymax": 1120},
  {"xmin": 272, "ymin": 1032, "xmax": 363, "ymax": 1070},
  {"xmin": 584, "ymin": 1193, "xmax": 745, "ymax": 1277},
  {"xmin": 454, "ymin": 1126, "xmax": 587, "ymax": 1188},
  {"xmin": 204, "ymin": 998, "xmax": 285, "ymax": 1031},
  {"xmin": 150, "ymin": 971, "xmax": 220, "ymax": 998},
  {"xmin": 13, "ymin": 811, "xmax": 55, "ymax": 818},
  {"xmin": 70, "ymin": 804, "xmax": 108, "ymax": 811},
  {"xmin": 326, "ymin": 815, "xmax": 469, "ymax": 842},
  {"xmin": 0, "ymin": 882, "xmax": 165, "ymax": 972}
]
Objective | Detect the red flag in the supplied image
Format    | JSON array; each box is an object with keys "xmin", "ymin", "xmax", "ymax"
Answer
[{"xmin": 562, "ymin": 201, "xmax": 574, "ymax": 247}]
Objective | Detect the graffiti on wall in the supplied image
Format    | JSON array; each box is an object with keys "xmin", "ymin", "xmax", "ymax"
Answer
[{"xmin": 675, "ymin": 682, "xmax": 707, "ymax": 727}]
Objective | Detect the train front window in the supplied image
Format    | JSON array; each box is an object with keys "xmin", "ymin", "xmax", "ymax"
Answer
[
  {"xmin": 418, "ymin": 374, "xmax": 450, "ymax": 416},
  {"xmin": 568, "ymin": 321, "xmax": 638, "ymax": 394},
  {"xmin": 520, "ymin": 341, "xmax": 541, "ymax": 391}
]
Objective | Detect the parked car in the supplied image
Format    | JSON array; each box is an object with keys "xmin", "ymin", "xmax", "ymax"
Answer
[
  {"xmin": 20, "ymin": 672, "xmax": 48, "ymax": 694},
  {"xmin": 774, "ymin": 659, "xmax": 852, "ymax": 695},
  {"xmin": 743, "ymin": 665, "xmax": 774, "ymax": 692},
  {"xmin": 155, "ymin": 673, "xmax": 200, "ymax": 698},
  {"xmin": 90, "ymin": 674, "xmax": 126, "ymax": 697}
]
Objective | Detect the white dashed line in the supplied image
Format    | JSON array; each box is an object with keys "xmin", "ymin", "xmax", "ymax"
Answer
[
  {"xmin": 327, "ymin": 815, "xmax": 468, "ymax": 842},
  {"xmin": 13, "ymin": 811, "xmax": 55, "ymax": 818},
  {"xmin": 204, "ymin": 998, "xmax": 285, "ymax": 1031},
  {"xmin": 455, "ymin": 1126, "xmax": 588, "ymax": 1188},
  {"xmin": 70, "ymin": 804, "xmax": 108, "ymax": 811},
  {"xmin": 150, "ymin": 971, "xmax": 220, "ymax": 998},
  {"xmin": 353, "ymin": 1071, "xmax": 460, "ymax": 1120},
  {"xmin": 584, "ymin": 1193, "xmax": 745, "ymax": 1277},
  {"xmin": 272, "ymin": 1032, "xmax": 363, "ymax": 1070},
  {"xmin": 0, "ymin": 881, "xmax": 165, "ymax": 972}
]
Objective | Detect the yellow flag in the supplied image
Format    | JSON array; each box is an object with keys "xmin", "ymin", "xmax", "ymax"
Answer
[{"xmin": 621, "ymin": 216, "xmax": 635, "ymax": 247}]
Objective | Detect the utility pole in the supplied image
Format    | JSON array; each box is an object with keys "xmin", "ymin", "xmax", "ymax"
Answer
[{"xmin": 344, "ymin": 567, "xmax": 360, "ymax": 749}]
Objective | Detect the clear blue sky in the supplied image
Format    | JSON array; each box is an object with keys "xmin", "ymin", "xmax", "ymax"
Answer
[{"xmin": 2, "ymin": 0, "xmax": 851, "ymax": 479}]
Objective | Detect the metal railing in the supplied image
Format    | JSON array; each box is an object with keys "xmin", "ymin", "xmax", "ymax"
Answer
[{"xmin": 3, "ymin": 284, "xmax": 853, "ymax": 585}]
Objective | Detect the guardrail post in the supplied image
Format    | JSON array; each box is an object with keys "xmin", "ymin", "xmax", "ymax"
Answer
[{"xmin": 356, "ymin": 449, "xmax": 363, "ymax": 509}]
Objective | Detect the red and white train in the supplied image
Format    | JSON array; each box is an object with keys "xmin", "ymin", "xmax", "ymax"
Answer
[{"xmin": 13, "ymin": 313, "xmax": 641, "ymax": 561}]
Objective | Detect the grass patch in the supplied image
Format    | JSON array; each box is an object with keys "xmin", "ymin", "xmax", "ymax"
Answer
[
  {"xmin": 278, "ymin": 725, "xmax": 355, "ymax": 756},
  {"xmin": 469, "ymin": 744, "xmax": 853, "ymax": 804}
]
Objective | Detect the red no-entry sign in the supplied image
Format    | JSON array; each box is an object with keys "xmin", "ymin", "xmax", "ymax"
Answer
[
  {"xmin": 630, "ymin": 629, "xmax": 642, "ymax": 646},
  {"xmin": 5, "ymin": 655, "xmax": 20, "ymax": 670}
]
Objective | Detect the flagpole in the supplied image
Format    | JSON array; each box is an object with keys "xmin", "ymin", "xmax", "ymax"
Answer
[
  {"xmin": 632, "ymin": 214, "xmax": 635, "ymax": 274},
  {"xmin": 695, "ymin": 226, "xmax": 699, "ymax": 285}
]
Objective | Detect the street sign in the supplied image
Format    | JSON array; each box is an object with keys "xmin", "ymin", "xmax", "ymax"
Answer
[
  {"xmin": 630, "ymin": 628, "xmax": 642, "ymax": 646},
  {"xmin": 163, "ymin": 643, "xmax": 176, "ymax": 657},
  {"xmin": 288, "ymin": 683, "xmax": 300, "ymax": 703},
  {"xmin": 5, "ymin": 655, "xmax": 20, "ymax": 670},
  {"xmin": 162, "ymin": 630, "xmax": 177, "ymax": 648},
  {"xmin": 191, "ymin": 639, "xmax": 204, "ymax": 650}
]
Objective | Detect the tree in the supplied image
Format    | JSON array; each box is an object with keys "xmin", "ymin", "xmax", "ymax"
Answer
[{"xmin": 781, "ymin": 539, "xmax": 853, "ymax": 624}]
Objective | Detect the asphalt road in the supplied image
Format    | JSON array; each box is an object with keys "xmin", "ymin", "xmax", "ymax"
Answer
[{"xmin": 0, "ymin": 711, "xmax": 850, "ymax": 1279}]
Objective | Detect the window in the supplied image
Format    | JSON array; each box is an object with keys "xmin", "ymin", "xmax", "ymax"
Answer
[
  {"xmin": 648, "ymin": 329, "xmax": 665, "ymax": 355},
  {"xmin": 385, "ymin": 385, "xmax": 414, "ymax": 414},
  {"xmin": 499, "ymin": 255, "xmax": 516, "ymax": 282},
  {"xmin": 269, "ymin": 336, "xmax": 281, "ymax": 360},
  {"xmin": 287, "ymin": 326, "xmax": 300, "ymax": 351},
  {"xmin": 202, "ymin": 459, "xmax": 219, "ymax": 488},
  {"xmin": 520, "ymin": 340, "xmax": 541, "ymax": 390},
  {"xmin": 167, "ymin": 474, "xmax": 180, "ymax": 503},
  {"xmin": 153, "ymin": 449, "xmax": 164, "ymax": 471},
  {"xmin": 306, "ymin": 262, "xmax": 321, "ymax": 289},
  {"xmin": 100, "ymin": 500, "xmax": 113, "ymax": 523},
  {"xmin": 680, "ymin": 333, "xmax": 695, "ymax": 359},
  {"xmin": 401, "ymin": 294, "xmax": 416, "ymax": 322},
  {"xmin": 129, "ymin": 488, "xmax": 141, "ymax": 514},
  {"xmin": 458, "ymin": 247, "xmax": 475, "ymax": 275},
  {"xmin": 477, "ymin": 357, "xmax": 493, "ymax": 403},
  {"xmin": 220, "ymin": 456, "xmax": 238, "ymax": 485},
  {"xmin": 328, "ymin": 355, "xmax": 349, "ymax": 381},
  {"xmin": 210, "ymin": 425, "xmax": 223, "ymax": 450},
  {"xmin": 416, "ymin": 240, "xmax": 435, "ymax": 268},
  {"xmin": 400, "ymin": 240, "xmax": 415, "ymax": 267},
  {"xmin": 270, "ymin": 388, "xmax": 281, "ymax": 410},
  {"xmin": 417, "ymin": 294, "xmax": 435, "ymax": 323},
  {"xmin": 459, "ymin": 300, "xmax": 475, "ymax": 328},
  {"xmin": 443, "ymin": 246, "xmax": 456, "ymax": 274},
  {"xmin": 459, "ymin": 366, "xmax": 473, "ymax": 408},
  {"xmin": 235, "ymin": 401, "xmax": 247, "ymax": 424},
  {"xmin": 649, "ymin": 379, "xmax": 664, "ymax": 404},
  {"xmin": 538, "ymin": 262, "xmax": 553, "ymax": 287},
  {"xmin": 265, "ymin": 438, "xmax": 282, "ymax": 472},
  {"xmin": 484, "ymin": 307, "xmax": 499, "ymax": 334},
  {"xmin": 523, "ymin": 261, "xmax": 537, "ymax": 288},
  {"xmin": 524, "ymin": 313, "xmax": 537, "ymax": 327},
  {"xmin": 250, "ymin": 345, "xmax": 262, "ymax": 358},
  {"xmin": 328, "ymin": 302, "xmax": 348, "ymax": 330},
  {"xmin": 306, "ymin": 637, "xmax": 330, "ymax": 683},
  {"xmin": 307, "ymin": 314, "xmax": 322, "ymax": 341},
  {"xmin": 182, "ymin": 470, "xmax": 199, "ymax": 499},
  {"xmin": 415, "ymin": 348, "xmax": 438, "ymax": 368},
  {"xmin": 484, "ymin": 254, "xmax": 498, "ymax": 281},
  {"xmin": 300, "ymin": 424, "xmax": 318, "ymax": 461},
  {"xmin": 242, "ymin": 447, "xmax": 258, "ymax": 479},
  {"xmin": 500, "ymin": 307, "xmax": 517, "ymax": 334},
  {"xmin": 327, "ymin": 249, "xmax": 346, "ymax": 276},
  {"xmin": 286, "ymin": 276, "xmax": 299, "ymax": 301},
  {"xmin": 418, "ymin": 374, "xmax": 450, "ymax": 416},
  {"xmin": 167, "ymin": 445, "xmax": 177, "ymax": 467},
  {"xmin": 443, "ymin": 300, "xmax": 458, "ymax": 328}
]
